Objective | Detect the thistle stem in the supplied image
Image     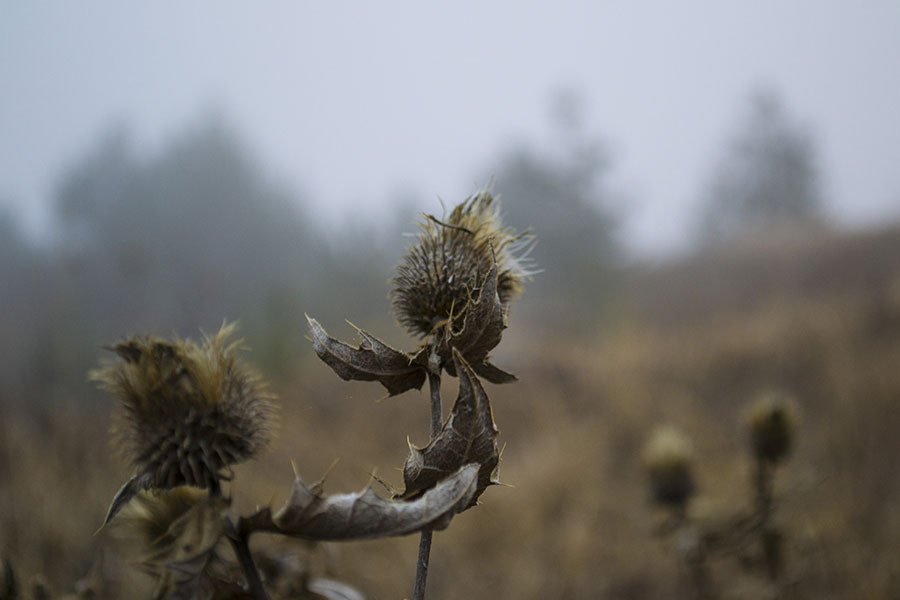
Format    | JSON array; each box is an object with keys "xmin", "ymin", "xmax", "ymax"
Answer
[
  {"xmin": 753, "ymin": 458, "xmax": 782, "ymax": 581},
  {"xmin": 754, "ymin": 458, "xmax": 773, "ymax": 521},
  {"xmin": 413, "ymin": 529, "xmax": 434, "ymax": 600},
  {"xmin": 226, "ymin": 519, "xmax": 270, "ymax": 600},
  {"xmin": 413, "ymin": 365, "xmax": 443, "ymax": 600},
  {"xmin": 427, "ymin": 371, "xmax": 443, "ymax": 439}
]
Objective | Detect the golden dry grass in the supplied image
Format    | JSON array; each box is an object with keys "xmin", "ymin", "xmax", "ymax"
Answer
[{"xmin": 3, "ymin": 224, "xmax": 900, "ymax": 599}]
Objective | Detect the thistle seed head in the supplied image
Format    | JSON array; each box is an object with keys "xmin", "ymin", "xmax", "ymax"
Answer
[
  {"xmin": 643, "ymin": 425, "xmax": 696, "ymax": 509},
  {"xmin": 391, "ymin": 190, "xmax": 533, "ymax": 338},
  {"xmin": 745, "ymin": 392, "xmax": 798, "ymax": 464},
  {"xmin": 91, "ymin": 322, "xmax": 274, "ymax": 493}
]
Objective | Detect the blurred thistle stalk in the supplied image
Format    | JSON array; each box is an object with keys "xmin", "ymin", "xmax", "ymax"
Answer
[
  {"xmin": 745, "ymin": 392, "xmax": 798, "ymax": 582},
  {"xmin": 89, "ymin": 189, "xmax": 532, "ymax": 600},
  {"xmin": 643, "ymin": 426, "xmax": 712, "ymax": 599},
  {"xmin": 643, "ymin": 392, "xmax": 798, "ymax": 598}
]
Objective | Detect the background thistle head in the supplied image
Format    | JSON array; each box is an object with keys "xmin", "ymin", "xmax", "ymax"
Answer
[
  {"xmin": 391, "ymin": 190, "xmax": 534, "ymax": 339},
  {"xmin": 643, "ymin": 425, "xmax": 696, "ymax": 510},
  {"xmin": 91, "ymin": 323, "xmax": 275, "ymax": 523},
  {"xmin": 744, "ymin": 391, "xmax": 798, "ymax": 464}
]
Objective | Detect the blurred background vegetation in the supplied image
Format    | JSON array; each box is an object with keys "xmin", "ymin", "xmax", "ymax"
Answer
[{"xmin": 2, "ymin": 80, "xmax": 900, "ymax": 598}]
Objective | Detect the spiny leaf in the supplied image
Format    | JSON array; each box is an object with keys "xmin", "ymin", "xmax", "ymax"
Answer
[
  {"xmin": 401, "ymin": 349, "xmax": 500, "ymax": 509},
  {"xmin": 242, "ymin": 463, "xmax": 478, "ymax": 540},
  {"xmin": 434, "ymin": 256, "xmax": 516, "ymax": 383},
  {"xmin": 307, "ymin": 315, "xmax": 427, "ymax": 396}
]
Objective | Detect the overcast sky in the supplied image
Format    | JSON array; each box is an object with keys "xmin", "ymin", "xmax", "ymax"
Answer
[{"xmin": 2, "ymin": 1, "xmax": 899, "ymax": 255}]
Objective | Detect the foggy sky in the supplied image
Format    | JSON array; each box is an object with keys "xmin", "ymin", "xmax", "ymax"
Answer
[{"xmin": 2, "ymin": 1, "xmax": 899, "ymax": 255}]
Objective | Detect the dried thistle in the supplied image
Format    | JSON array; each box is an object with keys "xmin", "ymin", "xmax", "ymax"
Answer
[
  {"xmin": 91, "ymin": 322, "xmax": 275, "ymax": 525},
  {"xmin": 308, "ymin": 191, "xmax": 533, "ymax": 389},
  {"xmin": 118, "ymin": 486, "xmax": 217, "ymax": 548},
  {"xmin": 116, "ymin": 487, "xmax": 232, "ymax": 600},
  {"xmin": 391, "ymin": 190, "xmax": 533, "ymax": 339},
  {"xmin": 744, "ymin": 392, "xmax": 798, "ymax": 464},
  {"xmin": 643, "ymin": 425, "xmax": 696, "ymax": 510},
  {"xmin": 305, "ymin": 190, "xmax": 531, "ymax": 599}
]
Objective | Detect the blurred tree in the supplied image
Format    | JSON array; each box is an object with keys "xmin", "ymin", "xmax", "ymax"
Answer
[
  {"xmin": 48, "ymin": 115, "xmax": 393, "ymax": 379},
  {"xmin": 486, "ymin": 90, "xmax": 621, "ymax": 332},
  {"xmin": 0, "ymin": 209, "xmax": 62, "ymax": 400},
  {"xmin": 697, "ymin": 89, "xmax": 825, "ymax": 243},
  {"xmin": 54, "ymin": 118, "xmax": 312, "ymax": 336}
]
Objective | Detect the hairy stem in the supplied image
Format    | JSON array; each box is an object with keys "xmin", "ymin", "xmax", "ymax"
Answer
[
  {"xmin": 413, "ymin": 361, "xmax": 443, "ymax": 600},
  {"xmin": 226, "ymin": 519, "xmax": 270, "ymax": 600}
]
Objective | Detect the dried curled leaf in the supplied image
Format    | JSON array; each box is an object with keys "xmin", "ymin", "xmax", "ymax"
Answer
[
  {"xmin": 242, "ymin": 463, "xmax": 478, "ymax": 540},
  {"xmin": 306, "ymin": 578, "xmax": 367, "ymax": 600},
  {"xmin": 433, "ymin": 257, "xmax": 516, "ymax": 384},
  {"xmin": 401, "ymin": 349, "xmax": 500, "ymax": 509},
  {"xmin": 307, "ymin": 316, "xmax": 427, "ymax": 396}
]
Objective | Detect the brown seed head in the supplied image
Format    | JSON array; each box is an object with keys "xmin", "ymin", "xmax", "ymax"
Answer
[
  {"xmin": 91, "ymin": 322, "xmax": 275, "ymax": 493},
  {"xmin": 391, "ymin": 190, "xmax": 533, "ymax": 338},
  {"xmin": 745, "ymin": 392, "xmax": 798, "ymax": 464},
  {"xmin": 642, "ymin": 425, "xmax": 696, "ymax": 509}
]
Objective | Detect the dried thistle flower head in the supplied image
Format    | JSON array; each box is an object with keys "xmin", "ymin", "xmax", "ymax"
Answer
[
  {"xmin": 92, "ymin": 323, "xmax": 274, "ymax": 524},
  {"xmin": 391, "ymin": 190, "xmax": 533, "ymax": 338},
  {"xmin": 745, "ymin": 392, "xmax": 798, "ymax": 464},
  {"xmin": 643, "ymin": 425, "xmax": 696, "ymax": 509}
]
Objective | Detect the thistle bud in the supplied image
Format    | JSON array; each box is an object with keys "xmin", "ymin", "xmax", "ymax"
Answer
[
  {"xmin": 745, "ymin": 392, "xmax": 798, "ymax": 464},
  {"xmin": 92, "ymin": 323, "xmax": 274, "ymax": 523},
  {"xmin": 643, "ymin": 425, "xmax": 696, "ymax": 509},
  {"xmin": 391, "ymin": 190, "xmax": 533, "ymax": 339}
]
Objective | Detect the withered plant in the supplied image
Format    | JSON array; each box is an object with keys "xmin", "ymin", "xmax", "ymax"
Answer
[
  {"xmin": 89, "ymin": 190, "xmax": 532, "ymax": 600},
  {"xmin": 643, "ymin": 393, "xmax": 799, "ymax": 599}
]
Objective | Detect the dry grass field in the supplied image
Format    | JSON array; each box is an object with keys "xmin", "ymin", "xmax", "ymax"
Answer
[{"xmin": 3, "ymin": 223, "xmax": 900, "ymax": 599}]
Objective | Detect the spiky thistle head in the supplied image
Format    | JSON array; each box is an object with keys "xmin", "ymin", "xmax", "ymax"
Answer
[
  {"xmin": 92, "ymin": 323, "xmax": 274, "ymax": 497},
  {"xmin": 391, "ymin": 190, "xmax": 533, "ymax": 339},
  {"xmin": 744, "ymin": 391, "xmax": 798, "ymax": 464},
  {"xmin": 642, "ymin": 425, "xmax": 696, "ymax": 509}
]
